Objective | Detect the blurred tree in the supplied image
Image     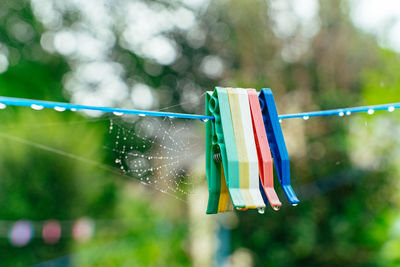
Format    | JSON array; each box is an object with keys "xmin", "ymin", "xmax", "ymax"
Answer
[
  {"xmin": 0, "ymin": 0, "xmax": 190, "ymax": 266},
  {"xmin": 1, "ymin": 0, "xmax": 400, "ymax": 266},
  {"xmin": 194, "ymin": 1, "xmax": 400, "ymax": 266}
]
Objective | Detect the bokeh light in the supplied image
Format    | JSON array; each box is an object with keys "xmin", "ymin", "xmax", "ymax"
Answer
[
  {"xmin": 42, "ymin": 220, "xmax": 61, "ymax": 244},
  {"xmin": 73, "ymin": 218, "xmax": 95, "ymax": 243},
  {"xmin": 8, "ymin": 220, "xmax": 33, "ymax": 247}
]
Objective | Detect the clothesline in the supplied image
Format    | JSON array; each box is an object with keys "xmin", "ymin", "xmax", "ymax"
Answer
[{"xmin": 0, "ymin": 96, "xmax": 399, "ymax": 121}]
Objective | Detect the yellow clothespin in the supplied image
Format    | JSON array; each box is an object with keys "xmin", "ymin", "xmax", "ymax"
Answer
[{"xmin": 227, "ymin": 88, "xmax": 266, "ymax": 210}]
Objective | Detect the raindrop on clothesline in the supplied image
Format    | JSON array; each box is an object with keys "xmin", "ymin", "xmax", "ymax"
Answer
[
  {"xmin": 113, "ymin": 111, "xmax": 124, "ymax": 116},
  {"xmin": 303, "ymin": 116, "xmax": 309, "ymax": 120},
  {"xmin": 31, "ymin": 104, "xmax": 44, "ymax": 110},
  {"xmin": 367, "ymin": 109, "xmax": 374, "ymax": 115},
  {"xmin": 54, "ymin": 106, "xmax": 66, "ymax": 112}
]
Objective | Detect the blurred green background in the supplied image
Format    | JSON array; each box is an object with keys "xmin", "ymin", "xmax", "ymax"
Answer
[{"xmin": 1, "ymin": 0, "xmax": 400, "ymax": 266}]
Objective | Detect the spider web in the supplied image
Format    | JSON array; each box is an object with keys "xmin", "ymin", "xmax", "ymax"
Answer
[{"xmin": 105, "ymin": 115, "xmax": 204, "ymax": 200}]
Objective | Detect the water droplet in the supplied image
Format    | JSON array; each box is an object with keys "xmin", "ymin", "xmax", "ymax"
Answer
[
  {"xmin": 303, "ymin": 116, "xmax": 309, "ymax": 120},
  {"xmin": 292, "ymin": 203, "xmax": 298, "ymax": 207},
  {"xmin": 346, "ymin": 111, "xmax": 351, "ymax": 116},
  {"xmin": 31, "ymin": 104, "xmax": 43, "ymax": 110},
  {"xmin": 201, "ymin": 118, "xmax": 209, "ymax": 123},
  {"xmin": 115, "ymin": 158, "xmax": 121, "ymax": 164},
  {"xmin": 113, "ymin": 111, "xmax": 123, "ymax": 116},
  {"xmin": 338, "ymin": 111, "xmax": 344, "ymax": 117},
  {"xmin": 367, "ymin": 109, "xmax": 374, "ymax": 115},
  {"xmin": 257, "ymin": 208, "xmax": 265, "ymax": 214},
  {"xmin": 71, "ymin": 108, "xmax": 77, "ymax": 112},
  {"xmin": 279, "ymin": 119, "xmax": 282, "ymax": 123},
  {"xmin": 272, "ymin": 205, "xmax": 281, "ymax": 211},
  {"xmin": 0, "ymin": 103, "xmax": 6, "ymax": 109},
  {"xmin": 388, "ymin": 106, "xmax": 395, "ymax": 112},
  {"xmin": 54, "ymin": 106, "xmax": 66, "ymax": 112},
  {"xmin": 139, "ymin": 114, "xmax": 146, "ymax": 117}
]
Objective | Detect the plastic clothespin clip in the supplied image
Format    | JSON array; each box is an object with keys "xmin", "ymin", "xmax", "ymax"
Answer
[
  {"xmin": 258, "ymin": 89, "xmax": 300, "ymax": 206},
  {"xmin": 227, "ymin": 88, "xmax": 266, "ymax": 210},
  {"xmin": 205, "ymin": 88, "xmax": 246, "ymax": 214},
  {"xmin": 247, "ymin": 89, "xmax": 282, "ymax": 211}
]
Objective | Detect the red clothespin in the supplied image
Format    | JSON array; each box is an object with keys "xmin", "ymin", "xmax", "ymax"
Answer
[{"xmin": 247, "ymin": 89, "xmax": 282, "ymax": 211}]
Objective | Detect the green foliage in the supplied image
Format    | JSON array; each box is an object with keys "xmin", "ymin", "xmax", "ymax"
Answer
[{"xmin": 1, "ymin": 0, "xmax": 400, "ymax": 266}]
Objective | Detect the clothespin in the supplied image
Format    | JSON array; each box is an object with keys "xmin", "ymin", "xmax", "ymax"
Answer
[
  {"xmin": 258, "ymin": 89, "xmax": 300, "ymax": 206},
  {"xmin": 247, "ymin": 89, "xmax": 282, "ymax": 211},
  {"xmin": 227, "ymin": 88, "xmax": 266, "ymax": 210},
  {"xmin": 205, "ymin": 88, "xmax": 246, "ymax": 214}
]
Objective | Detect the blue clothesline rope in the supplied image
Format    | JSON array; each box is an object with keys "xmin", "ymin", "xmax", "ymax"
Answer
[
  {"xmin": 279, "ymin": 102, "xmax": 400, "ymax": 120},
  {"xmin": 0, "ymin": 96, "xmax": 212, "ymax": 120},
  {"xmin": 0, "ymin": 96, "xmax": 399, "ymax": 121}
]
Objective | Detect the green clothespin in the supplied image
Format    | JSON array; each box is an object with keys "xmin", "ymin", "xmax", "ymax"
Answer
[{"xmin": 205, "ymin": 87, "xmax": 246, "ymax": 214}]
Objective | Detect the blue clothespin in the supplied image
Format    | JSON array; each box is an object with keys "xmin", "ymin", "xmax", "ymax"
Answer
[{"xmin": 258, "ymin": 89, "xmax": 300, "ymax": 206}]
